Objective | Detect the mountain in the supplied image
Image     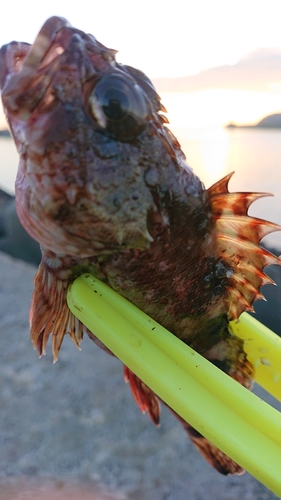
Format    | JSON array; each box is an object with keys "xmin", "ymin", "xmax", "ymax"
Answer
[
  {"xmin": 226, "ymin": 112, "xmax": 281, "ymax": 129},
  {"xmin": 258, "ymin": 113, "xmax": 281, "ymax": 127},
  {"xmin": 152, "ymin": 48, "xmax": 281, "ymax": 93}
]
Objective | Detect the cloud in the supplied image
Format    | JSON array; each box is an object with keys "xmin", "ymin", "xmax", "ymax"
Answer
[{"xmin": 152, "ymin": 48, "xmax": 281, "ymax": 93}]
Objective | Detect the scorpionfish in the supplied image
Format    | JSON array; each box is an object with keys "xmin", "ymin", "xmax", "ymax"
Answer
[{"xmin": 1, "ymin": 16, "xmax": 280, "ymax": 475}]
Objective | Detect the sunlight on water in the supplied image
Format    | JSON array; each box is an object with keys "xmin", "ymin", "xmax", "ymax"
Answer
[
  {"xmin": 162, "ymin": 89, "xmax": 281, "ymax": 128},
  {"xmin": 0, "ymin": 137, "xmax": 18, "ymax": 194},
  {"xmin": 171, "ymin": 125, "xmax": 281, "ymax": 249}
]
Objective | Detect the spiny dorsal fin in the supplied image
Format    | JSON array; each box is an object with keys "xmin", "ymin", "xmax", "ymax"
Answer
[{"xmin": 207, "ymin": 173, "xmax": 281, "ymax": 320}]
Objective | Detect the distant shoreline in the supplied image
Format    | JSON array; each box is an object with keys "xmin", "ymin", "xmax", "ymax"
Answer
[
  {"xmin": 2, "ymin": 113, "xmax": 281, "ymax": 136},
  {"xmin": 226, "ymin": 112, "xmax": 281, "ymax": 130}
]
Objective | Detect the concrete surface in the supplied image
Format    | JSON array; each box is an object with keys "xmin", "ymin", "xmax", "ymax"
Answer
[{"xmin": 0, "ymin": 251, "xmax": 280, "ymax": 499}]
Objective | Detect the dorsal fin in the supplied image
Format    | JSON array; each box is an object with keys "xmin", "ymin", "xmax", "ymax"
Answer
[{"xmin": 207, "ymin": 173, "xmax": 281, "ymax": 320}]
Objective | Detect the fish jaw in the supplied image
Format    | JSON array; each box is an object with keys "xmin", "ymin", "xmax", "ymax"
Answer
[{"xmin": 0, "ymin": 17, "xmax": 71, "ymax": 120}]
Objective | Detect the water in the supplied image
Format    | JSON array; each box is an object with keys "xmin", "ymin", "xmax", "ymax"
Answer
[
  {"xmin": 173, "ymin": 126, "xmax": 281, "ymax": 250},
  {"xmin": 0, "ymin": 136, "xmax": 18, "ymax": 194},
  {"xmin": 1, "ymin": 125, "xmax": 281, "ymax": 249}
]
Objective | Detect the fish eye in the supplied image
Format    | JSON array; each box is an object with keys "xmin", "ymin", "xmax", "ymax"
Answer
[{"xmin": 88, "ymin": 74, "xmax": 149, "ymax": 141}]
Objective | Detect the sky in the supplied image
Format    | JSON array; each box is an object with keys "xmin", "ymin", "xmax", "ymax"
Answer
[
  {"xmin": 1, "ymin": 0, "xmax": 281, "ymax": 78},
  {"xmin": 0, "ymin": 0, "xmax": 281, "ymax": 128}
]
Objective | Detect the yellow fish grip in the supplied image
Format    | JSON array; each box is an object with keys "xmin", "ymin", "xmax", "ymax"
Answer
[{"xmin": 67, "ymin": 273, "xmax": 281, "ymax": 497}]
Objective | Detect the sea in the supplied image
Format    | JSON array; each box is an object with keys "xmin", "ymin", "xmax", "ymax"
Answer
[{"xmin": 1, "ymin": 123, "xmax": 281, "ymax": 250}]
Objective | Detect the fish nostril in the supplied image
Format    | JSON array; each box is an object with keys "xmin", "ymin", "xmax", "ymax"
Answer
[
  {"xmin": 70, "ymin": 33, "xmax": 83, "ymax": 44},
  {"xmin": 113, "ymin": 196, "xmax": 121, "ymax": 208}
]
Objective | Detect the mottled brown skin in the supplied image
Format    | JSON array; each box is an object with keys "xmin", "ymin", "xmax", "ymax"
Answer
[{"xmin": 1, "ymin": 17, "xmax": 280, "ymax": 475}]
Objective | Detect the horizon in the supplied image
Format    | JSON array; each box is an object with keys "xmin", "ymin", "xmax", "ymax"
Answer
[{"xmin": 1, "ymin": 55, "xmax": 281, "ymax": 130}]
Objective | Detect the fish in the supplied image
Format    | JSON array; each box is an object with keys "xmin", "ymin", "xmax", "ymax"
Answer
[{"xmin": 0, "ymin": 16, "xmax": 280, "ymax": 475}]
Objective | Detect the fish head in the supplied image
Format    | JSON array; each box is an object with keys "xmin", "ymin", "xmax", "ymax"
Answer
[{"xmin": 0, "ymin": 16, "xmax": 202, "ymax": 257}]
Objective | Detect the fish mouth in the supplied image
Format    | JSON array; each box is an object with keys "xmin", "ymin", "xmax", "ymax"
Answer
[
  {"xmin": 0, "ymin": 41, "xmax": 30, "ymax": 88},
  {"xmin": 0, "ymin": 17, "xmax": 64, "ymax": 90},
  {"xmin": 0, "ymin": 17, "xmax": 68, "ymax": 88},
  {"xmin": 0, "ymin": 16, "xmax": 117, "ymax": 121},
  {"xmin": 0, "ymin": 18, "xmax": 72, "ymax": 118},
  {"xmin": 0, "ymin": 17, "xmax": 96, "ymax": 118}
]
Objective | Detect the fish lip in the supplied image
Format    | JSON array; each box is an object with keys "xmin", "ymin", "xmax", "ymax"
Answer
[
  {"xmin": 0, "ymin": 42, "xmax": 31, "ymax": 90},
  {"xmin": 0, "ymin": 17, "xmax": 115, "ymax": 120},
  {"xmin": 0, "ymin": 17, "xmax": 70, "ymax": 88},
  {"xmin": 0, "ymin": 16, "xmax": 97, "ymax": 91},
  {"xmin": 0, "ymin": 17, "xmax": 72, "ymax": 115}
]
